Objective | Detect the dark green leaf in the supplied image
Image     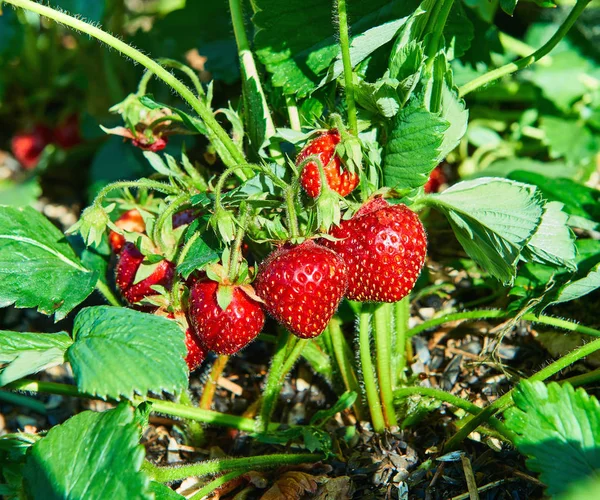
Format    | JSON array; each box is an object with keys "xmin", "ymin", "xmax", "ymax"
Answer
[
  {"xmin": 67, "ymin": 306, "xmax": 188, "ymax": 400},
  {"xmin": 22, "ymin": 404, "xmax": 150, "ymax": 500},
  {"xmin": 0, "ymin": 206, "xmax": 97, "ymax": 320},
  {"xmin": 505, "ymin": 381, "xmax": 600, "ymax": 497},
  {"xmin": 0, "ymin": 331, "xmax": 71, "ymax": 386},
  {"xmin": 0, "ymin": 6, "xmax": 23, "ymax": 60},
  {"xmin": 383, "ymin": 99, "xmax": 448, "ymax": 190},
  {"xmin": 429, "ymin": 178, "xmax": 543, "ymax": 284},
  {"xmin": 177, "ymin": 230, "xmax": 221, "ymax": 278},
  {"xmin": 310, "ymin": 392, "xmax": 357, "ymax": 426},
  {"xmin": 444, "ymin": 2, "xmax": 475, "ymax": 58},
  {"xmin": 243, "ymin": 76, "xmax": 267, "ymax": 155},
  {"xmin": 499, "ymin": 0, "xmax": 517, "ymax": 15},
  {"xmin": 50, "ymin": 0, "xmax": 106, "ymax": 22}
]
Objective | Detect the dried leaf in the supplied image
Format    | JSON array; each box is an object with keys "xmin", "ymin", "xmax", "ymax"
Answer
[
  {"xmin": 260, "ymin": 471, "xmax": 318, "ymax": 500},
  {"xmin": 313, "ymin": 476, "xmax": 354, "ymax": 499}
]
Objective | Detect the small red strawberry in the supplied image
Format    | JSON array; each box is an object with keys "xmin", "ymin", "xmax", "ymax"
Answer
[
  {"xmin": 109, "ymin": 209, "xmax": 146, "ymax": 253},
  {"xmin": 188, "ymin": 279, "xmax": 265, "ymax": 355},
  {"xmin": 321, "ymin": 198, "xmax": 427, "ymax": 302},
  {"xmin": 115, "ymin": 242, "xmax": 175, "ymax": 306},
  {"xmin": 254, "ymin": 240, "xmax": 347, "ymax": 339},
  {"xmin": 184, "ymin": 328, "xmax": 208, "ymax": 371},
  {"xmin": 53, "ymin": 114, "xmax": 82, "ymax": 149},
  {"xmin": 297, "ymin": 130, "xmax": 359, "ymax": 198},
  {"xmin": 11, "ymin": 125, "xmax": 53, "ymax": 170},
  {"xmin": 424, "ymin": 165, "xmax": 446, "ymax": 193}
]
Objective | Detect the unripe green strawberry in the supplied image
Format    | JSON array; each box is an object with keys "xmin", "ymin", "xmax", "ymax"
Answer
[
  {"xmin": 254, "ymin": 240, "xmax": 347, "ymax": 338},
  {"xmin": 321, "ymin": 198, "xmax": 426, "ymax": 302}
]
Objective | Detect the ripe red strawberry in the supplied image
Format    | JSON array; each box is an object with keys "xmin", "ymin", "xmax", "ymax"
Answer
[
  {"xmin": 11, "ymin": 125, "xmax": 53, "ymax": 170},
  {"xmin": 109, "ymin": 210, "xmax": 146, "ymax": 253},
  {"xmin": 424, "ymin": 165, "xmax": 446, "ymax": 193},
  {"xmin": 188, "ymin": 279, "xmax": 265, "ymax": 355},
  {"xmin": 297, "ymin": 130, "xmax": 359, "ymax": 198},
  {"xmin": 184, "ymin": 328, "xmax": 208, "ymax": 371},
  {"xmin": 321, "ymin": 198, "xmax": 427, "ymax": 302},
  {"xmin": 115, "ymin": 242, "xmax": 175, "ymax": 306},
  {"xmin": 254, "ymin": 240, "xmax": 347, "ymax": 339},
  {"xmin": 53, "ymin": 114, "xmax": 82, "ymax": 149}
]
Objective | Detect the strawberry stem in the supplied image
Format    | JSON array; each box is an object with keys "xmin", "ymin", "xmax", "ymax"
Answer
[
  {"xmin": 423, "ymin": 0, "xmax": 454, "ymax": 76},
  {"xmin": 178, "ymin": 390, "xmax": 206, "ymax": 447},
  {"xmin": 336, "ymin": 0, "xmax": 358, "ymax": 136},
  {"xmin": 227, "ymin": 203, "xmax": 250, "ymax": 282},
  {"xmin": 143, "ymin": 453, "xmax": 324, "ymax": 483},
  {"xmin": 189, "ymin": 470, "xmax": 246, "ymax": 500},
  {"xmin": 284, "ymin": 186, "xmax": 301, "ymax": 238},
  {"xmin": 393, "ymin": 297, "xmax": 410, "ymax": 386},
  {"xmin": 152, "ymin": 193, "xmax": 191, "ymax": 255},
  {"xmin": 279, "ymin": 339, "xmax": 308, "ymax": 383},
  {"xmin": 373, "ymin": 303, "xmax": 397, "ymax": 427},
  {"xmin": 199, "ymin": 355, "xmax": 230, "ymax": 410},
  {"xmin": 95, "ymin": 279, "xmax": 121, "ymax": 307},
  {"xmin": 358, "ymin": 304, "xmax": 385, "ymax": 432},
  {"xmin": 286, "ymin": 96, "xmax": 302, "ymax": 131},
  {"xmin": 459, "ymin": 0, "xmax": 592, "ymax": 97},
  {"xmin": 328, "ymin": 317, "xmax": 366, "ymax": 422}
]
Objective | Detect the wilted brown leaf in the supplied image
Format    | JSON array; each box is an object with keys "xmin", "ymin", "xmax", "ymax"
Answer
[
  {"xmin": 260, "ymin": 471, "xmax": 318, "ymax": 500},
  {"xmin": 313, "ymin": 476, "xmax": 354, "ymax": 499}
]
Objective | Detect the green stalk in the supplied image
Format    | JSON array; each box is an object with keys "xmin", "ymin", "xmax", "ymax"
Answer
[
  {"xmin": 336, "ymin": 0, "xmax": 358, "ymax": 135},
  {"xmin": 0, "ymin": 390, "xmax": 46, "ymax": 414},
  {"xmin": 189, "ymin": 470, "xmax": 246, "ymax": 500},
  {"xmin": 3, "ymin": 0, "xmax": 246, "ymax": 168},
  {"xmin": 358, "ymin": 304, "xmax": 385, "ymax": 432},
  {"xmin": 144, "ymin": 453, "xmax": 323, "ymax": 483},
  {"xmin": 286, "ymin": 96, "xmax": 302, "ymax": 131},
  {"xmin": 405, "ymin": 309, "xmax": 600, "ymax": 339},
  {"xmin": 228, "ymin": 0, "xmax": 276, "ymax": 140},
  {"xmin": 227, "ymin": 203, "xmax": 250, "ymax": 281},
  {"xmin": 394, "ymin": 387, "xmax": 515, "ymax": 443},
  {"xmin": 329, "ymin": 317, "xmax": 366, "ymax": 421},
  {"xmin": 459, "ymin": 0, "xmax": 592, "ymax": 97},
  {"xmin": 444, "ymin": 336, "xmax": 600, "ymax": 451},
  {"xmin": 284, "ymin": 186, "xmax": 301, "ymax": 238},
  {"xmin": 5, "ymin": 379, "xmax": 277, "ymax": 432},
  {"xmin": 178, "ymin": 390, "xmax": 205, "ymax": 446},
  {"xmin": 373, "ymin": 303, "xmax": 397, "ymax": 427},
  {"xmin": 279, "ymin": 339, "xmax": 308, "ymax": 382},
  {"xmin": 393, "ymin": 298, "xmax": 410, "ymax": 385},
  {"xmin": 258, "ymin": 330, "xmax": 293, "ymax": 433},
  {"xmin": 199, "ymin": 355, "xmax": 230, "ymax": 410},
  {"xmin": 423, "ymin": 0, "xmax": 454, "ymax": 74},
  {"xmin": 95, "ymin": 279, "xmax": 121, "ymax": 307},
  {"xmin": 152, "ymin": 193, "xmax": 191, "ymax": 254}
]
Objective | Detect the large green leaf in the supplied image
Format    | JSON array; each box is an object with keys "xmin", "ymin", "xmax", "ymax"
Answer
[
  {"xmin": 505, "ymin": 381, "xmax": 600, "ymax": 497},
  {"xmin": 539, "ymin": 117, "xmax": 598, "ymax": 167},
  {"xmin": 553, "ymin": 262, "xmax": 600, "ymax": 305},
  {"xmin": 0, "ymin": 206, "xmax": 98, "ymax": 320},
  {"xmin": 428, "ymin": 178, "xmax": 544, "ymax": 284},
  {"xmin": 67, "ymin": 306, "xmax": 188, "ymax": 400},
  {"xmin": 0, "ymin": 178, "xmax": 41, "ymax": 207},
  {"xmin": 22, "ymin": 404, "xmax": 150, "ymax": 500},
  {"xmin": 383, "ymin": 99, "xmax": 448, "ymax": 190},
  {"xmin": 438, "ymin": 82, "xmax": 468, "ymax": 161},
  {"xmin": 252, "ymin": 0, "xmax": 418, "ymax": 97},
  {"xmin": 0, "ymin": 331, "xmax": 71, "ymax": 386}
]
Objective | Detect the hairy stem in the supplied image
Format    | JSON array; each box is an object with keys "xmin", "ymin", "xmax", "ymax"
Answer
[
  {"xmin": 336, "ymin": 0, "xmax": 358, "ymax": 135},
  {"xmin": 393, "ymin": 297, "xmax": 410, "ymax": 386},
  {"xmin": 144, "ymin": 453, "xmax": 324, "ymax": 483},
  {"xmin": 329, "ymin": 317, "xmax": 366, "ymax": 421},
  {"xmin": 358, "ymin": 304, "xmax": 385, "ymax": 432},
  {"xmin": 459, "ymin": 0, "xmax": 592, "ymax": 97},
  {"xmin": 3, "ymin": 0, "xmax": 246, "ymax": 168},
  {"xmin": 444, "ymin": 336, "xmax": 600, "ymax": 451},
  {"xmin": 95, "ymin": 279, "xmax": 121, "ymax": 307},
  {"xmin": 279, "ymin": 339, "xmax": 308, "ymax": 382},
  {"xmin": 189, "ymin": 470, "xmax": 246, "ymax": 500},
  {"xmin": 373, "ymin": 303, "xmax": 397, "ymax": 427},
  {"xmin": 405, "ymin": 309, "xmax": 600, "ymax": 339},
  {"xmin": 199, "ymin": 355, "xmax": 230, "ymax": 411}
]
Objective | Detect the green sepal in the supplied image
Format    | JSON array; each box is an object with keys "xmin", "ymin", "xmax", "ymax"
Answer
[{"xmin": 216, "ymin": 284, "xmax": 234, "ymax": 311}]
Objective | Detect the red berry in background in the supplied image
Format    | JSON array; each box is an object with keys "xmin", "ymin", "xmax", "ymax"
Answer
[
  {"xmin": 297, "ymin": 130, "xmax": 359, "ymax": 198},
  {"xmin": 254, "ymin": 240, "xmax": 347, "ymax": 339},
  {"xmin": 11, "ymin": 125, "xmax": 53, "ymax": 170},
  {"xmin": 109, "ymin": 210, "xmax": 146, "ymax": 253},
  {"xmin": 188, "ymin": 280, "xmax": 265, "ymax": 355},
  {"xmin": 321, "ymin": 198, "xmax": 427, "ymax": 303},
  {"xmin": 115, "ymin": 242, "xmax": 175, "ymax": 307},
  {"xmin": 424, "ymin": 165, "xmax": 446, "ymax": 194},
  {"xmin": 53, "ymin": 114, "xmax": 82, "ymax": 149},
  {"xmin": 184, "ymin": 328, "xmax": 208, "ymax": 371}
]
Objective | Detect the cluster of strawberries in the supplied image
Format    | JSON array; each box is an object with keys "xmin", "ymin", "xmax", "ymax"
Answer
[
  {"xmin": 11, "ymin": 115, "xmax": 81, "ymax": 169},
  {"xmin": 109, "ymin": 130, "xmax": 427, "ymax": 373}
]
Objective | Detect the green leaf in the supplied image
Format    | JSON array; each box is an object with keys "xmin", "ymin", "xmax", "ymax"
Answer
[
  {"xmin": 243, "ymin": 76, "xmax": 268, "ymax": 155},
  {"xmin": 67, "ymin": 306, "xmax": 188, "ymax": 399},
  {"xmin": 252, "ymin": 0, "xmax": 416, "ymax": 97},
  {"xmin": 0, "ymin": 178, "xmax": 41, "ymax": 207},
  {"xmin": 139, "ymin": 95, "xmax": 208, "ymax": 136},
  {"xmin": 553, "ymin": 262, "xmax": 600, "ymax": 305},
  {"xmin": 437, "ymin": 82, "xmax": 469, "ymax": 161},
  {"xmin": 22, "ymin": 403, "xmax": 150, "ymax": 500},
  {"xmin": 505, "ymin": 381, "xmax": 600, "ymax": 497},
  {"xmin": 176, "ymin": 230, "xmax": 221, "ymax": 278},
  {"xmin": 150, "ymin": 482, "xmax": 185, "ymax": 499},
  {"xmin": 383, "ymin": 99, "xmax": 448, "ymax": 190},
  {"xmin": 477, "ymin": 158, "xmax": 579, "ymax": 180},
  {"xmin": 0, "ymin": 6, "xmax": 23, "ymax": 60},
  {"xmin": 0, "ymin": 331, "xmax": 71, "ymax": 386},
  {"xmin": 444, "ymin": 2, "xmax": 474, "ymax": 59},
  {"xmin": 558, "ymin": 475, "xmax": 600, "ymax": 500},
  {"xmin": 310, "ymin": 391, "xmax": 357, "ymax": 426},
  {"xmin": 0, "ymin": 206, "xmax": 98, "ymax": 320},
  {"xmin": 429, "ymin": 178, "xmax": 543, "ymax": 284},
  {"xmin": 539, "ymin": 117, "xmax": 598, "ymax": 167},
  {"xmin": 354, "ymin": 77, "xmax": 401, "ymax": 118},
  {"xmin": 521, "ymin": 202, "xmax": 576, "ymax": 270},
  {"xmin": 499, "ymin": 0, "xmax": 517, "ymax": 15}
]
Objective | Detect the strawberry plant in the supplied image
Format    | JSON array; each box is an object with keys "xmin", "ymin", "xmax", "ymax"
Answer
[{"xmin": 1, "ymin": 0, "xmax": 600, "ymax": 498}]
